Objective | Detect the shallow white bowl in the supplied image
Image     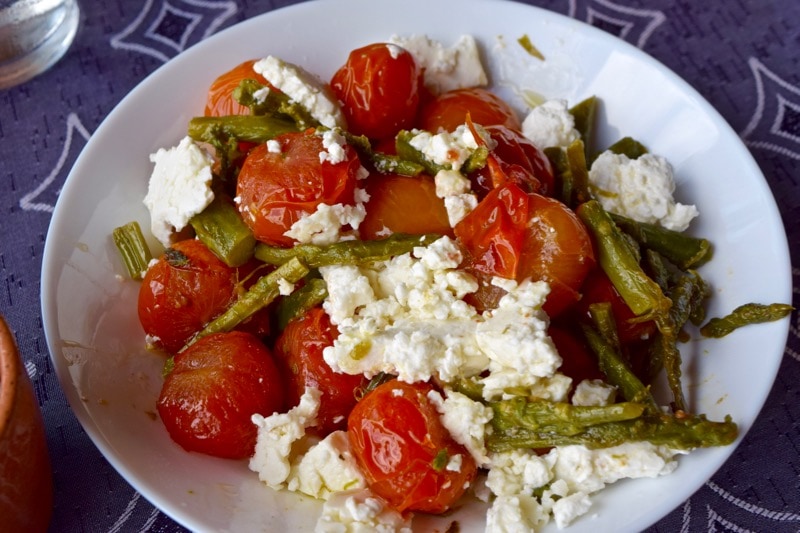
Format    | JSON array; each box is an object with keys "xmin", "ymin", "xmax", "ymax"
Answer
[{"xmin": 41, "ymin": 0, "xmax": 792, "ymax": 531}]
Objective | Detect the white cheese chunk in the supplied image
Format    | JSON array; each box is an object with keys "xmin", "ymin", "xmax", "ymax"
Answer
[
  {"xmin": 283, "ymin": 200, "xmax": 367, "ymax": 246},
  {"xmin": 572, "ymin": 379, "xmax": 617, "ymax": 407},
  {"xmin": 249, "ymin": 387, "xmax": 321, "ymax": 489},
  {"xmin": 589, "ymin": 151, "xmax": 699, "ymax": 231},
  {"xmin": 143, "ymin": 136, "xmax": 214, "ymax": 246},
  {"xmin": 486, "ymin": 495, "xmax": 549, "ymax": 533},
  {"xmin": 254, "ymin": 55, "xmax": 346, "ymax": 129},
  {"xmin": 315, "ymin": 488, "xmax": 411, "ymax": 533},
  {"xmin": 521, "ymin": 99, "xmax": 580, "ymax": 149},
  {"xmin": 434, "ymin": 169, "xmax": 478, "ymax": 226},
  {"xmin": 427, "ymin": 389, "xmax": 494, "ymax": 467},
  {"xmin": 287, "ymin": 431, "xmax": 366, "ymax": 499},
  {"xmin": 408, "ymin": 125, "xmax": 479, "ymax": 168},
  {"xmin": 388, "ymin": 34, "xmax": 488, "ymax": 94}
]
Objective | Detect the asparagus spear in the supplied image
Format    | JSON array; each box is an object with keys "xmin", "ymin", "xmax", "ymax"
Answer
[
  {"xmin": 254, "ymin": 233, "xmax": 442, "ymax": 268},
  {"xmin": 487, "ymin": 411, "xmax": 738, "ymax": 452},
  {"xmin": 275, "ymin": 276, "xmax": 328, "ymax": 331},
  {"xmin": 700, "ymin": 303, "xmax": 794, "ymax": 338},
  {"xmin": 577, "ymin": 200, "xmax": 672, "ymax": 321},
  {"xmin": 112, "ymin": 221, "xmax": 153, "ymax": 280},
  {"xmin": 188, "ymin": 115, "xmax": 300, "ymax": 146},
  {"xmin": 490, "ymin": 397, "xmax": 645, "ymax": 435},
  {"xmin": 189, "ymin": 195, "xmax": 256, "ymax": 267},
  {"xmin": 610, "ymin": 213, "xmax": 713, "ymax": 270},
  {"xmin": 187, "ymin": 257, "xmax": 309, "ymax": 346},
  {"xmin": 569, "ymin": 96, "xmax": 597, "ymax": 161}
]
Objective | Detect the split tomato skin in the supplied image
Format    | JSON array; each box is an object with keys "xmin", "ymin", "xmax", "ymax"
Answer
[
  {"xmin": 138, "ymin": 239, "xmax": 237, "ymax": 354},
  {"xmin": 157, "ymin": 331, "xmax": 285, "ymax": 459},
  {"xmin": 274, "ymin": 307, "xmax": 367, "ymax": 436},
  {"xmin": 419, "ymin": 87, "xmax": 521, "ymax": 133},
  {"xmin": 347, "ymin": 380, "xmax": 477, "ymax": 514},
  {"xmin": 236, "ymin": 130, "xmax": 361, "ymax": 246},
  {"xmin": 330, "ymin": 42, "xmax": 421, "ymax": 140},
  {"xmin": 359, "ymin": 173, "xmax": 453, "ymax": 240}
]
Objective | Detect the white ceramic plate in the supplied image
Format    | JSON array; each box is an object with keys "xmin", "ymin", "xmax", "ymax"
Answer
[{"xmin": 41, "ymin": 0, "xmax": 792, "ymax": 531}]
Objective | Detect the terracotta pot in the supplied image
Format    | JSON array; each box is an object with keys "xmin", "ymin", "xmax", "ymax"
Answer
[{"xmin": 0, "ymin": 316, "xmax": 53, "ymax": 532}]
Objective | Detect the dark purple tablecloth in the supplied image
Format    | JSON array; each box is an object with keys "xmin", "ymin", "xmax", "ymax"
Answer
[{"xmin": 1, "ymin": 0, "xmax": 797, "ymax": 531}]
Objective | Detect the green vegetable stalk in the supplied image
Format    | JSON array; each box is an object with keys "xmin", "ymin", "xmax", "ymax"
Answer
[
  {"xmin": 700, "ymin": 303, "xmax": 794, "ymax": 338},
  {"xmin": 112, "ymin": 221, "xmax": 153, "ymax": 280},
  {"xmin": 189, "ymin": 195, "xmax": 256, "ymax": 267}
]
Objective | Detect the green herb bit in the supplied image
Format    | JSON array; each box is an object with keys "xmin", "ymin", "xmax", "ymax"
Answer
[
  {"xmin": 186, "ymin": 257, "xmax": 309, "ymax": 348},
  {"xmin": 610, "ymin": 213, "xmax": 713, "ymax": 270},
  {"xmin": 275, "ymin": 276, "xmax": 328, "ymax": 331},
  {"xmin": 432, "ymin": 449, "xmax": 450, "ymax": 471},
  {"xmin": 700, "ymin": 303, "xmax": 794, "ymax": 338},
  {"xmin": 517, "ymin": 34, "xmax": 545, "ymax": 60},
  {"xmin": 189, "ymin": 195, "xmax": 255, "ymax": 267},
  {"xmin": 254, "ymin": 233, "xmax": 442, "ymax": 268},
  {"xmin": 112, "ymin": 221, "xmax": 153, "ymax": 280},
  {"xmin": 577, "ymin": 200, "xmax": 672, "ymax": 320}
]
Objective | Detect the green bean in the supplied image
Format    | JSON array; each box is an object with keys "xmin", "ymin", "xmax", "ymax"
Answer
[
  {"xmin": 254, "ymin": 233, "xmax": 442, "ymax": 268},
  {"xmin": 700, "ymin": 303, "xmax": 794, "ymax": 338},
  {"xmin": 112, "ymin": 221, "xmax": 153, "ymax": 280},
  {"xmin": 610, "ymin": 213, "xmax": 713, "ymax": 270}
]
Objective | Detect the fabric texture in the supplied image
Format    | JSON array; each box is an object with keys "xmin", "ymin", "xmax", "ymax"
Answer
[{"xmin": 0, "ymin": 0, "xmax": 797, "ymax": 531}]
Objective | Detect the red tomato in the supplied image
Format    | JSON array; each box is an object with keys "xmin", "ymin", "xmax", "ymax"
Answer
[
  {"xmin": 274, "ymin": 307, "xmax": 367, "ymax": 436},
  {"xmin": 518, "ymin": 193, "xmax": 595, "ymax": 316},
  {"xmin": 470, "ymin": 125, "xmax": 555, "ymax": 198},
  {"xmin": 157, "ymin": 331, "xmax": 285, "ymax": 459},
  {"xmin": 204, "ymin": 59, "xmax": 268, "ymax": 117},
  {"xmin": 348, "ymin": 380, "xmax": 477, "ymax": 514},
  {"xmin": 359, "ymin": 173, "xmax": 453, "ymax": 240},
  {"xmin": 418, "ymin": 87, "xmax": 521, "ymax": 133},
  {"xmin": 331, "ymin": 43, "xmax": 421, "ymax": 139},
  {"xmin": 138, "ymin": 239, "xmax": 237, "ymax": 354},
  {"xmin": 454, "ymin": 182, "xmax": 529, "ymax": 281},
  {"xmin": 236, "ymin": 130, "xmax": 361, "ymax": 246},
  {"xmin": 578, "ymin": 269, "xmax": 656, "ymax": 344},
  {"xmin": 548, "ymin": 324, "xmax": 604, "ymax": 385}
]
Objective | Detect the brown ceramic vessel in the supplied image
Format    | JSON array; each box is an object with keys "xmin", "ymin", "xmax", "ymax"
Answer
[{"xmin": 0, "ymin": 316, "xmax": 53, "ymax": 532}]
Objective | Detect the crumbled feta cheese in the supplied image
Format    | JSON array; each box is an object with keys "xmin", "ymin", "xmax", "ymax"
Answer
[
  {"xmin": 486, "ymin": 449, "xmax": 553, "ymax": 497},
  {"xmin": 486, "ymin": 495, "xmax": 549, "ymax": 533},
  {"xmin": 284, "ymin": 201, "xmax": 367, "ymax": 245},
  {"xmin": 319, "ymin": 129, "xmax": 348, "ymax": 165},
  {"xmin": 434, "ymin": 169, "xmax": 478, "ymax": 226},
  {"xmin": 315, "ymin": 488, "xmax": 411, "ymax": 533},
  {"xmin": 409, "ymin": 125, "xmax": 479, "ymax": 168},
  {"xmin": 572, "ymin": 379, "xmax": 617, "ymax": 407},
  {"xmin": 143, "ymin": 136, "xmax": 214, "ymax": 246},
  {"xmin": 266, "ymin": 139, "xmax": 282, "ymax": 153},
  {"xmin": 389, "ymin": 34, "xmax": 488, "ymax": 94},
  {"xmin": 521, "ymin": 99, "xmax": 581, "ymax": 150},
  {"xmin": 552, "ymin": 492, "xmax": 592, "ymax": 529},
  {"xmin": 277, "ymin": 277, "xmax": 296, "ymax": 296},
  {"xmin": 428, "ymin": 389, "xmax": 493, "ymax": 466},
  {"xmin": 254, "ymin": 55, "xmax": 346, "ymax": 129},
  {"xmin": 589, "ymin": 151, "xmax": 699, "ymax": 231},
  {"xmin": 287, "ymin": 431, "xmax": 366, "ymax": 499},
  {"xmin": 249, "ymin": 387, "xmax": 321, "ymax": 489}
]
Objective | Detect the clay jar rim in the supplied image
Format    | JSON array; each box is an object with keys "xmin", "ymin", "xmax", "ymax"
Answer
[{"xmin": 0, "ymin": 315, "xmax": 19, "ymax": 441}]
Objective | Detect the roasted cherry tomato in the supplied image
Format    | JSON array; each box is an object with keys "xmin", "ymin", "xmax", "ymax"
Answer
[
  {"xmin": 578, "ymin": 269, "xmax": 656, "ymax": 344},
  {"xmin": 518, "ymin": 193, "xmax": 595, "ymax": 316},
  {"xmin": 138, "ymin": 239, "xmax": 237, "ymax": 354},
  {"xmin": 331, "ymin": 43, "xmax": 421, "ymax": 139},
  {"xmin": 274, "ymin": 307, "xmax": 367, "ymax": 436},
  {"xmin": 157, "ymin": 331, "xmax": 285, "ymax": 459},
  {"xmin": 359, "ymin": 173, "xmax": 453, "ymax": 240},
  {"xmin": 204, "ymin": 59, "xmax": 268, "ymax": 117},
  {"xmin": 418, "ymin": 87, "xmax": 521, "ymax": 133},
  {"xmin": 470, "ymin": 125, "xmax": 555, "ymax": 198},
  {"xmin": 347, "ymin": 380, "xmax": 477, "ymax": 514},
  {"xmin": 236, "ymin": 130, "xmax": 361, "ymax": 246}
]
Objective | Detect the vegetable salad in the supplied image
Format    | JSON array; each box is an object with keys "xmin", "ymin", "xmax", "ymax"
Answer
[{"xmin": 114, "ymin": 33, "xmax": 792, "ymax": 532}]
